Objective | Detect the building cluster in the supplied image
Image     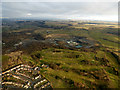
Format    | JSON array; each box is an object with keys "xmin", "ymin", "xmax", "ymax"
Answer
[
  {"xmin": 44, "ymin": 36, "xmax": 94, "ymax": 49},
  {"xmin": 2, "ymin": 64, "xmax": 52, "ymax": 89}
]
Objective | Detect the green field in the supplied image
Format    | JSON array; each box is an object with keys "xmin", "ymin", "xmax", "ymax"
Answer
[
  {"xmin": 2, "ymin": 20, "xmax": 119, "ymax": 89},
  {"xmin": 28, "ymin": 48, "xmax": 119, "ymax": 88}
]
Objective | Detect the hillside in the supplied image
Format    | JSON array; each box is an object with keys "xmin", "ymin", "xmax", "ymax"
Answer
[
  {"xmin": 2, "ymin": 20, "xmax": 119, "ymax": 89},
  {"xmin": 2, "ymin": 47, "xmax": 120, "ymax": 89}
]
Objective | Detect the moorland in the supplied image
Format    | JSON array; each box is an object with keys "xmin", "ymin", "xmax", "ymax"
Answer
[{"xmin": 2, "ymin": 19, "xmax": 120, "ymax": 89}]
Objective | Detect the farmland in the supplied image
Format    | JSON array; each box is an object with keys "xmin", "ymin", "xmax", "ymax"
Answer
[{"xmin": 2, "ymin": 19, "xmax": 119, "ymax": 89}]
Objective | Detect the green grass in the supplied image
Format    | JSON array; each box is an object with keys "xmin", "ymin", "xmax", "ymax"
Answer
[
  {"xmin": 44, "ymin": 74, "xmax": 70, "ymax": 88},
  {"xmin": 2, "ymin": 55, "xmax": 9, "ymax": 70},
  {"xmin": 2, "ymin": 21, "xmax": 119, "ymax": 88},
  {"xmin": 30, "ymin": 48, "xmax": 119, "ymax": 88},
  {"xmin": 88, "ymin": 28, "xmax": 118, "ymax": 49}
]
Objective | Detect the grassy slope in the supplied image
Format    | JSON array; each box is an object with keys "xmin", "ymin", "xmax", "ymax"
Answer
[
  {"xmin": 3, "ymin": 48, "xmax": 119, "ymax": 88},
  {"xmin": 2, "ymin": 21, "xmax": 119, "ymax": 88},
  {"xmin": 30, "ymin": 48, "xmax": 120, "ymax": 88}
]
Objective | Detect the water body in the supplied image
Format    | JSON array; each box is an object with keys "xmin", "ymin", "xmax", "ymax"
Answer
[{"xmin": 75, "ymin": 45, "xmax": 82, "ymax": 48}]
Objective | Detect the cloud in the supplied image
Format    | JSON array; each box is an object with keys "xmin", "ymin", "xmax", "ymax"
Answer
[
  {"xmin": 2, "ymin": 2, "xmax": 118, "ymax": 21},
  {"xmin": 1, "ymin": 0, "xmax": 119, "ymax": 2}
]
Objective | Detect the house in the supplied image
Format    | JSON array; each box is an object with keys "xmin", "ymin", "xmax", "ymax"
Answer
[
  {"xmin": 34, "ymin": 67, "xmax": 41, "ymax": 71},
  {"xmin": 41, "ymin": 64, "xmax": 49, "ymax": 68},
  {"xmin": 35, "ymin": 75, "xmax": 41, "ymax": 79}
]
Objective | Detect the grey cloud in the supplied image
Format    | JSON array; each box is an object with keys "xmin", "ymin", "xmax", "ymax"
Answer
[{"xmin": 2, "ymin": 2, "xmax": 118, "ymax": 21}]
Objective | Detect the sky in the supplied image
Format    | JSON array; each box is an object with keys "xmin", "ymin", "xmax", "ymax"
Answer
[
  {"xmin": 2, "ymin": 2, "xmax": 118, "ymax": 21},
  {"xmin": 1, "ymin": 0, "xmax": 119, "ymax": 2}
]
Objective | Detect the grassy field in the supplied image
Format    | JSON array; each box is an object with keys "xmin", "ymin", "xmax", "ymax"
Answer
[
  {"xmin": 31, "ymin": 21, "xmax": 119, "ymax": 51},
  {"xmin": 2, "ymin": 20, "xmax": 119, "ymax": 89},
  {"xmin": 28, "ymin": 48, "xmax": 120, "ymax": 88}
]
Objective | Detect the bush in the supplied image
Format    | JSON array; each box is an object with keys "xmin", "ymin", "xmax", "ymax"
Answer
[{"xmin": 31, "ymin": 51, "xmax": 41, "ymax": 59}]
